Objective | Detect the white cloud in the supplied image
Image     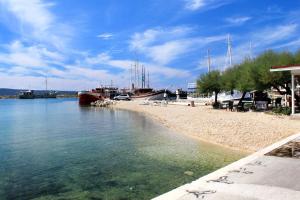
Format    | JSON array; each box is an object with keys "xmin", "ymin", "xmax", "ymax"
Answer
[
  {"xmin": 61, "ymin": 65, "xmax": 114, "ymax": 81},
  {"xmin": 0, "ymin": 0, "xmax": 54, "ymax": 32},
  {"xmin": 97, "ymin": 33, "xmax": 113, "ymax": 40},
  {"xmin": 0, "ymin": 40, "xmax": 65, "ymax": 69},
  {"xmin": 0, "ymin": 0, "xmax": 73, "ymax": 50},
  {"xmin": 253, "ymin": 24, "xmax": 298, "ymax": 46},
  {"xmin": 147, "ymin": 40, "xmax": 190, "ymax": 65},
  {"xmin": 184, "ymin": 0, "xmax": 232, "ymax": 11},
  {"xmin": 85, "ymin": 53, "xmax": 111, "ymax": 65},
  {"xmin": 225, "ymin": 16, "xmax": 251, "ymax": 25},
  {"xmin": 84, "ymin": 53, "xmax": 191, "ymax": 78},
  {"xmin": 130, "ymin": 27, "xmax": 226, "ymax": 65},
  {"xmin": 272, "ymin": 38, "xmax": 300, "ymax": 49},
  {"xmin": 185, "ymin": 0, "xmax": 206, "ymax": 10},
  {"xmin": 130, "ymin": 26, "xmax": 193, "ymax": 50}
]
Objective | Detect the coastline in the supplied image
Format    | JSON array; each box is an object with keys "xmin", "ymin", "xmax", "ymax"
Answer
[{"xmin": 114, "ymin": 101, "xmax": 300, "ymax": 153}]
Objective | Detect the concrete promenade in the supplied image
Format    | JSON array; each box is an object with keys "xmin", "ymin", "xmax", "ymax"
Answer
[{"xmin": 153, "ymin": 133, "xmax": 300, "ymax": 200}]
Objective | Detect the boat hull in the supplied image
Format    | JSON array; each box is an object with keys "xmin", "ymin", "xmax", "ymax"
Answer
[
  {"xmin": 78, "ymin": 92, "xmax": 103, "ymax": 105},
  {"xmin": 131, "ymin": 90, "xmax": 167, "ymax": 100},
  {"xmin": 19, "ymin": 95, "xmax": 35, "ymax": 99}
]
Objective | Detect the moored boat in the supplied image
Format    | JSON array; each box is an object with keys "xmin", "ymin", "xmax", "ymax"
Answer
[
  {"xmin": 19, "ymin": 90, "xmax": 35, "ymax": 99},
  {"xmin": 78, "ymin": 91, "xmax": 103, "ymax": 105},
  {"xmin": 130, "ymin": 88, "xmax": 167, "ymax": 100},
  {"xmin": 36, "ymin": 91, "xmax": 57, "ymax": 98},
  {"xmin": 78, "ymin": 87, "xmax": 118, "ymax": 105}
]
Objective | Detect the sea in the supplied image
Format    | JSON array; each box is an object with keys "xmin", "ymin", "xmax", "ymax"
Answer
[{"xmin": 0, "ymin": 98, "xmax": 244, "ymax": 200}]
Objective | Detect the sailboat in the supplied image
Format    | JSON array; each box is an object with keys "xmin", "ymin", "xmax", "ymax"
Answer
[
  {"xmin": 128, "ymin": 61, "xmax": 168, "ymax": 100},
  {"xmin": 18, "ymin": 77, "xmax": 57, "ymax": 99},
  {"xmin": 39, "ymin": 77, "xmax": 57, "ymax": 98}
]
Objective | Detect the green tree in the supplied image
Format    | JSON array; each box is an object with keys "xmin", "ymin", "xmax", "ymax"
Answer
[
  {"xmin": 197, "ymin": 49, "xmax": 300, "ymax": 107},
  {"xmin": 221, "ymin": 66, "xmax": 239, "ymax": 94},
  {"xmin": 254, "ymin": 50, "xmax": 295, "ymax": 98},
  {"xmin": 197, "ymin": 70, "xmax": 222, "ymax": 105},
  {"xmin": 236, "ymin": 59, "xmax": 256, "ymax": 90}
]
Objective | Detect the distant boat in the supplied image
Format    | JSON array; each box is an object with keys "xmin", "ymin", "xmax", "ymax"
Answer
[
  {"xmin": 36, "ymin": 91, "xmax": 57, "ymax": 98},
  {"xmin": 40, "ymin": 77, "xmax": 57, "ymax": 98},
  {"xmin": 130, "ymin": 88, "xmax": 187, "ymax": 101},
  {"xmin": 130, "ymin": 88, "xmax": 165, "ymax": 100},
  {"xmin": 19, "ymin": 90, "xmax": 35, "ymax": 99},
  {"xmin": 19, "ymin": 77, "xmax": 57, "ymax": 99},
  {"xmin": 18, "ymin": 90, "xmax": 57, "ymax": 99}
]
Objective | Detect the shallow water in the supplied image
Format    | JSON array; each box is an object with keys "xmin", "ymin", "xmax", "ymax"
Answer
[{"xmin": 0, "ymin": 98, "xmax": 244, "ymax": 200}]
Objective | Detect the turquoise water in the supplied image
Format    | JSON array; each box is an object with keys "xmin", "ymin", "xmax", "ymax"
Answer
[{"xmin": 0, "ymin": 99, "xmax": 244, "ymax": 200}]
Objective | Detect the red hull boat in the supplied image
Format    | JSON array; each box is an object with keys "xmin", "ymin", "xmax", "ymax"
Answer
[
  {"xmin": 78, "ymin": 92, "xmax": 103, "ymax": 105},
  {"xmin": 78, "ymin": 87, "xmax": 118, "ymax": 105}
]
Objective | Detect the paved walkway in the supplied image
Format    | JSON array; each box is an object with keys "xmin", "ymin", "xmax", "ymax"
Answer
[{"xmin": 153, "ymin": 134, "xmax": 300, "ymax": 200}]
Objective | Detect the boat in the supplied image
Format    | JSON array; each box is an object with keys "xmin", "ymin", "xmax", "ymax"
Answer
[
  {"xmin": 130, "ymin": 88, "xmax": 170, "ymax": 100},
  {"xmin": 41, "ymin": 91, "xmax": 57, "ymax": 98},
  {"xmin": 18, "ymin": 90, "xmax": 57, "ymax": 99},
  {"xmin": 217, "ymin": 90, "xmax": 251, "ymax": 103},
  {"xmin": 19, "ymin": 78, "xmax": 57, "ymax": 99},
  {"xmin": 40, "ymin": 77, "xmax": 57, "ymax": 98},
  {"xmin": 129, "ymin": 88, "xmax": 188, "ymax": 101},
  {"xmin": 78, "ymin": 87, "xmax": 118, "ymax": 105},
  {"xmin": 19, "ymin": 90, "xmax": 35, "ymax": 99},
  {"xmin": 35, "ymin": 91, "xmax": 57, "ymax": 98}
]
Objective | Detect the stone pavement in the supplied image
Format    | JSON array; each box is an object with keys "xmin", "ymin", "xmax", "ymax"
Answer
[{"xmin": 153, "ymin": 133, "xmax": 300, "ymax": 200}]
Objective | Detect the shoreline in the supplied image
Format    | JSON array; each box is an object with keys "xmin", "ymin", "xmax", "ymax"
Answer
[
  {"xmin": 114, "ymin": 101, "xmax": 300, "ymax": 153},
  {"xmin": 113, "ymin": 103, "xmax": 249, "ymax": 154}
]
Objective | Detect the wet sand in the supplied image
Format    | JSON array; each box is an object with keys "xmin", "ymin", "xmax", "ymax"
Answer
[{"xmin": 114, "ymin": 101, "xmax": 300, "ymax": 153}]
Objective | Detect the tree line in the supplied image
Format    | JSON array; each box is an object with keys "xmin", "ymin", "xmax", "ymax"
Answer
[{"xmin": 197, "ymin": 50, "xmax": 300, "ymax": 105}]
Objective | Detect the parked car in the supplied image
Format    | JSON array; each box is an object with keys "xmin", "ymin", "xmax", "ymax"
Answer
[{"xmin": 113, "ymin": 94, "xmax": 131, "ymax": 101}]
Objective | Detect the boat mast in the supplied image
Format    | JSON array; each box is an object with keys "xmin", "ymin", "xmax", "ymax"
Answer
[
  {"xmin": 144, "ymin": 66, "xmax": 146, "ymax": 88},
  {"xmin": 136, "ymin": 60, "xmax": 140, "ymax": 88},
  {"xmin": 130, "ymin": 64, "xmax": 133, "ymax": 90},
  {"xmin": 45, "ymin": 76, "xmax": 48, "ymax": 91},
  {"xmin": 142, "ymin": 65, "xmax": 146, "ymax": 89},
  {"xmin": 134, "ymin": 61, "xmax": 137, "ymax": 89},
  {"xmin": 147, "ymin": 70, "xmax": 150, "ymax": 88},
  {"xmin": 141, "ymin": 65, "xmax": 143, "ymax": 88},
  {"xmin": 226, "ymin": 34, "xmax": 233, "ymax": 69}
]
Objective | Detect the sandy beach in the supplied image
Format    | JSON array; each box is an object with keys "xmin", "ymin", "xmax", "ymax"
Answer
[{"xmin": 114, "ymin": 101, "xmax": 300, "ymax": 153}]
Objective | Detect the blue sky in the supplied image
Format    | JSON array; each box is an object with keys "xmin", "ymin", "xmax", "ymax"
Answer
[{"xmin": 0, "ymin": 0, "xmax": 300, "ymax": 90}]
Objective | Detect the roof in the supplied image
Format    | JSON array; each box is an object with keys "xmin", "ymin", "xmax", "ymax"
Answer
[{"xmin": 270, "ymin": 65, "xmax": 300, "ymax": 72}]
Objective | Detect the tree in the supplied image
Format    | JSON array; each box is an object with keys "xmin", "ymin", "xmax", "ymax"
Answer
[
  {"xmin": 235, "ymin": 59, "xmax": 257, "ymax": 98},
  {"xmin": 197, "ymin": 70, "xmax": 222, "ymax": 105},
  {"xmin": 197, "ymin": 49, "xmax": 300, "ymax": 108},
  {"xmin": 221, "ymin": 66, "xmax": 239, "ymax": 94},
  {"xmin": 254, "ymin": 50, "xmax": 296, "ymax": 100}
]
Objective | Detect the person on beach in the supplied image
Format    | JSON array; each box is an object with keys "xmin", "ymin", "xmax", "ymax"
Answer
[{"xmin": 163, "ymin": 90, "xmax": 167, "ymax": 101}]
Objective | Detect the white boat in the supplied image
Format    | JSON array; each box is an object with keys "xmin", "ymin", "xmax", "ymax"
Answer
[
  {"xmin": 187, "ymin": 96, "xmax": 212, "ymax": 104},
  {"xmin": 217, "ymin": 90, "xmax": 251, "ymax": 102}
]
